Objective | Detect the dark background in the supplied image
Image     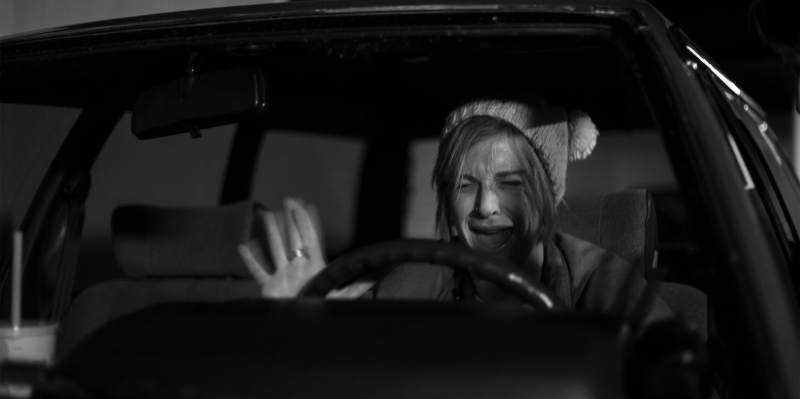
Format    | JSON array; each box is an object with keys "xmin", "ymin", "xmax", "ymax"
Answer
[{"xmin": 650, "ymin": 0, "xmax": 797, "ymax": 115}]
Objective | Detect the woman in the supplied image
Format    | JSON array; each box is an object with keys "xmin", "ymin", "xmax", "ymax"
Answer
[{"xmin": 239, "ymin": 97, "xmax": 671, "ymax": 322}]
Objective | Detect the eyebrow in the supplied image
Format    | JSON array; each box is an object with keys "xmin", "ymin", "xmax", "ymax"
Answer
[
  {"xmin": 459, "ymin": 170, "xmax": 526, "ymax": 181},
  {"xmin": 496, "ymin": 170, "xmax": 526, "ymax": 178}
]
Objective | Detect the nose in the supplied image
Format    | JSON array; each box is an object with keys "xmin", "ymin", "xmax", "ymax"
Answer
[{"xmin": 475, "ymin": 186, "xmax": 501, "ymax": 217}]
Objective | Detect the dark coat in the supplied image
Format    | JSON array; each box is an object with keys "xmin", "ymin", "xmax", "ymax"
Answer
[{"xmin": 370, "ymin": 231, "xmax": 672, "ymax": 325}]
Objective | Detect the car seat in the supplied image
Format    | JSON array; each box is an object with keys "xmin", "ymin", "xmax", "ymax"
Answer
[
  {"xmin": 59, "ymin": 191, "xmax": 708, "ymax": 361},
  {"xmin": 57, "ymin": 202, "xmax": 263, "ymax": 360},
  {"xmin": 556, "ymin": 189, "xmax": 707, "ymax": 340},
  {"xmin": 556, "ymin": 189, "xmax": 659, "ymax": 281}
]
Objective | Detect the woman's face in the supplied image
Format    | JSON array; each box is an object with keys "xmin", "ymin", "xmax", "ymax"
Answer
[{"xmin": 452, "ymin": 135, "xmax": 536, "ymax": 264}]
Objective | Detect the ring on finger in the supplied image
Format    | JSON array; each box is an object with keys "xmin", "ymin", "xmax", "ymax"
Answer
[{"xmin": 289, "ymin": 248, "xmax": 308, "ymax": 260}]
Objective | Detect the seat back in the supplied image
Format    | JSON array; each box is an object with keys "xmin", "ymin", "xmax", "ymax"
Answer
[
  {"xmin": 57, "ymin": 202, "xmax": 264, "ymax": 360},
  {"xmin": 556, "ymin": 189, "xmax": 707, "ymax": 339},
  {"xmin": 556, "ymin": 189, "xmax": 658, "ymax": 281}
]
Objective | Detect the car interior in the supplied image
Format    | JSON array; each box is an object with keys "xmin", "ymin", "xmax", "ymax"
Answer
[{"xmin": 1, "ymin": 13, "xmax": 752, "ymax": 397}]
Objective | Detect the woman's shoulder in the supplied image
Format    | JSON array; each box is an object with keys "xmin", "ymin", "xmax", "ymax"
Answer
[
  {"xmin": 552, "ymin": 230, "xmax": 630, "ymax": 280},
  {"xmin": 551, "ymin": 230, "xmax": 672, "ymax": 322},
  {"xmin": 550, "ymin": 230, "xmax": 638, "ymax": 303}
]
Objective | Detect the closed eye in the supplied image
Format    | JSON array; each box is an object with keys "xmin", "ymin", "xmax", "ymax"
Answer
[
  {"xmin": 498, "ymin": 178, "xmax": 524, "ymax": 189},
  {"xmin": 499, "ymin": 180, "xmax": 523, "ymax": 187},
  {"xmin": 496, "ymin": 171, "xmax": 526, "ymax": 188}
]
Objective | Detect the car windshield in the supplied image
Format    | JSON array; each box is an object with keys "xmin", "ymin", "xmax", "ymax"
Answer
[
  {"xmin": 3, "ymin": 27, "xmax": 687, "ymax": 288},
  {"xmin": 0, "ymin": 5, "xmax": 798, "ymax": 399}
]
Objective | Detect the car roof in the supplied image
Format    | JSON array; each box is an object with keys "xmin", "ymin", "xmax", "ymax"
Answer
[{"xmin": 0, "ymin": 0, "xmax": 661, "ymax": 44}]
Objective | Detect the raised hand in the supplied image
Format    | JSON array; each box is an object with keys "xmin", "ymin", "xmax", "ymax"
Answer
[
  {"xmin": 238, "ymin": 198, "xmax": 373, "ymax": 299},
  {"xmin": 239, "ymin": 198, "xmax": 326, "ymax": 298}
]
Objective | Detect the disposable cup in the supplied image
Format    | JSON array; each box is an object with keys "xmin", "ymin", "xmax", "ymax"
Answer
[
  {"xmin": 0, "ymin": 321, "xmax": 59, "ymax": 398},
  {"xmin": 0, "ymin": 321, "xmax": 58, "ymax": 365}
]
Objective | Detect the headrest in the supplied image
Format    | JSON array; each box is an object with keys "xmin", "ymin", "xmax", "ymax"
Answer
[
  {"xmin": 112, "ymin": 202, "xmax": 263, "ymax": 278},
  {"xmin": 555, "ymin": 189, "xmax": 658, "ymax": 280}
]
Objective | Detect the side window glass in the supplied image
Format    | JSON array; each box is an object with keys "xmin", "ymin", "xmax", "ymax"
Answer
[
  {"xmin": 404, "ymin": 137, "xmax": 439, "ymax": 239},
  {"xmin": 85, "ymin": 115, "xmax": 235, "ymax": 235},
  {"xmin": 0, "ymin": 104, "xmax": 80, "ymax": 229},
  {"xmin": 251, "ymin": 131, "xmax": 365, "ymax": 257},
  {"xmin": 79, "ymin": 115, "xmax": 236, "ymax": 289}
]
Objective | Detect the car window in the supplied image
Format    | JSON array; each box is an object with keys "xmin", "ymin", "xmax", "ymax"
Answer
[
  {"xmin": 250, "ymin": 130, "xmax": 366, "ymax": 256},
  {"xmin": 3, "ymin": 6, "xmax": 799, "ymax": 398},
  {"xmin": 0, "ymin": 104, "xmax": 80, "ymax": 230},
  {"xmin": 0, "ymin": 19, "xmax": 705, "ymax": 301},
  {"xmin": 76, "ymin": 113, "xmax": 235, "ymax": 290},
  {"xmin": 404, "ymin": 138, "xmax": 439, "ymax": 239}
]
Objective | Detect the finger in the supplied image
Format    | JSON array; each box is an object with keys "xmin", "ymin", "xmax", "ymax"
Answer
[
  {"xmin": 284, "ymin": 198, "xmax": 303, "ymax": 254},
  {"xmin": 288, "ymin": 199, "xmax": 324, "ymax": 263},
  {"xmin": 305, "ymin": 203, "xmax": 326, "ymax": 259},
  {"xmin": 238, "ymin": 242, "xmax": 272, "ymax": 289},
  {"xmin": 251, "ymin": 210, "xmax": 276, "ymax": 274},
  {"xmin": 263, "ymin": 211, "xmax": 287, "ymax": 269},
  {"xmin": 327, "ymin": 281, "xmax": 375, "ymax": 299},
  {"xmin": 273, "ymin": 209, "xmax": 288, "ymax": 251}
]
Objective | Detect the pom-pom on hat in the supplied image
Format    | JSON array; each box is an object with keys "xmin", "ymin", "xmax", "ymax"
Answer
[{"xmin": 443, "ymin": 98, "xmax": 598, "ymax": 203}]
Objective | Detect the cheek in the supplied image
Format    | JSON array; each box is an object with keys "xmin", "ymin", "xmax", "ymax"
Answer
[
  {"xmin": 499, "ymin": 192, "xmax": 539, "ymax": 241},
  {"xmin": 497, "ymin": 191, "xmax": 525, "ymax": 218},
  {"xmin": 452, "ymin": 192, "xmax": 474, "ymax": 222}
]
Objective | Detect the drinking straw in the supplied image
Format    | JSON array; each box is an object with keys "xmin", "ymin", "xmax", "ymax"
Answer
[{"xmin": 12, "ymin": 231, "xmax": 22, "ymax": 330}]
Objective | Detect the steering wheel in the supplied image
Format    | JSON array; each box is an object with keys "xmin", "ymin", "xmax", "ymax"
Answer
[{"xmin": 298, "ymin": 239, "xmax": 568, "ymax": 311}]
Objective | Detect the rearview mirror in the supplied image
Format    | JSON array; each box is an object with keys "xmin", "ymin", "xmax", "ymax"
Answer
[{"xmin": 131, "ymin": 67, "xmax": 266, "ymax": 139}]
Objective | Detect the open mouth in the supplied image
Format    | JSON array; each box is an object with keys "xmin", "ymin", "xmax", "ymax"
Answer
[{"xmin": 469, "ymin": 227, "xmax": 513, "ymax": 250}]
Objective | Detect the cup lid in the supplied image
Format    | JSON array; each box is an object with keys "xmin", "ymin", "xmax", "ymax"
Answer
[{"xmin": 0, "ymin": 321, "xmax": 59, "ymax": 337}]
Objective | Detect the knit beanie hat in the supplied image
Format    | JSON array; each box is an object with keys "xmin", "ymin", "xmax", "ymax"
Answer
[{"xmin": 443, "ymin": 98, "xmax": 599, "ymax": 204}]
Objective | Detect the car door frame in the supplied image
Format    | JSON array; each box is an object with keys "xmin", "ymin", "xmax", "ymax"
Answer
[{"xmin": 637, "ymin": 12, "xmax": 800, "ymax": 397}]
